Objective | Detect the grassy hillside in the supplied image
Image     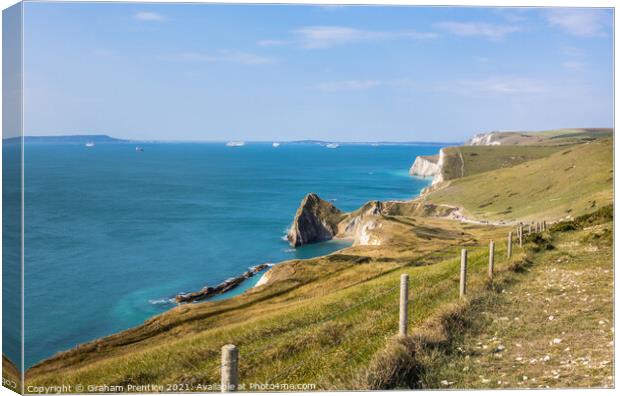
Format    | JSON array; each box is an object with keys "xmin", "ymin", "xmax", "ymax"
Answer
[
  {"xmin": 437, "ymin": 145, "xmax": 566, "ymax": 182},
  {"xmin": 426, "ymin": 139, "xmax": 612, "ymax": 222}
]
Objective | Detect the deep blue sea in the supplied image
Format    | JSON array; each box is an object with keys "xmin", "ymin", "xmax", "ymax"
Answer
[{"xmin": 21, "ymin": 142, "xmax": 438, "ymax": 368}]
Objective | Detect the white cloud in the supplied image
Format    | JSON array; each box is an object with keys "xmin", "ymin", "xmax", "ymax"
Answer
[
  {"xmin": 434, "ymin": 21, "xmax": 521, "ymax": 41},
  {"xmin": 257, "ymin": 39, "xmax": 289, "ymax": 47},
  {"xmin": 135, "ymin": 11, "xmax": 166, "ymax": 22},
  {"xmin": 315, "ymin": 80, "xmax": 382, "ymax": 91},
  {"xmin": 497, "ymin": 9, "xmax": 529, "ymax": 23},
  {"xmin": 163, "ymin": 51, "xmax": 275, "ymax": 65},
  {"xmin": 293, "ymin": 26, "xmax": 437, "ymax": 49},
  {"xmin": 561, "ymin": 45, "xmax": 585, "ymax": 57},
  {"xmin": 563, "ymin": 61, "xmax": 585, "ymax": 71},
  {"xmin": 545, "ymin": 9, "xmax": 609, "ymax": 37},
  {"xmin": 455, "ymin": 76, "xmax": 547, "ymax": 94}
]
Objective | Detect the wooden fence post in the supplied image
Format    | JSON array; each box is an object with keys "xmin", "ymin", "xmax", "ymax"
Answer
[
  {"xmin": 488, "ymin": 240, "xmax": 495, "ymax": 279},
  {"xmin": 528, "ymin": 223, "xmax": 532, "ymax": 234},
  {"xmin": 460, "ymin": 249, "xmax": 467, "ymax": 298},
  {"xmin": 221, "ymin": 344, "xmax": 239, "ymax": 392},
  {"xmin": 518, "ymin": 224, "xmax": 523, "ymax": 247},
  {"xmin": 507, "ymin": 231, "xmax": 513, "ymax": 259},
  {"xmin": 399, "ymin": 273, "xmax": 409, "ymax": 337}
]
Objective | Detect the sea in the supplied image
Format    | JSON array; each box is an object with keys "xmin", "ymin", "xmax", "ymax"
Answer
[{"xmin": 12, "ymin": 142, "xmax": 441, "ymax": 368}]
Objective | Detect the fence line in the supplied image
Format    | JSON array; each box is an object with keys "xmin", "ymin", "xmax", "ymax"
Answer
[
  {"xmin": 488, "ymin": 240, "xmax": 495, "ymax": 279},
  {"xmin": 459, "ymin": 249, "xmax": 468, "ymax": 298},
  {"xmin": 399, "ymin": 274, "xmax": 409, "ymax": 336},
  {"xmin": 220, "ymin": 224, "xmax": 533, "ymax": 390}
]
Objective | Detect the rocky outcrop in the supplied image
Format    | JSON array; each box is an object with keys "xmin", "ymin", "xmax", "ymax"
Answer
[
  {"xmin": 287, "ymin": 193, "xmax": 345, "ymax": 247},
  {"xmin": 176, "ymin": 263, "xmax": 270, "ymax": 303},
  {"xmin": 339, "ymin": 201, "xmax": 391, "ymax": 246},
  {"xmin": 409, "ymin": 155, "xmax": 440, "ymax": 177}
]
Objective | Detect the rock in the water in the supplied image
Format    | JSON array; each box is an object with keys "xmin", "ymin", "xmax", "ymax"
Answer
[{"xmin": 287, "ymin": 193, "xmax": 345, "ymax": 247}]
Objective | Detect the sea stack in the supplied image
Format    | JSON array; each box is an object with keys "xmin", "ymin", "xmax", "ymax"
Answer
[{"xmin": 287, "ymin": 193, "xmax": 345, "ymax": 247}]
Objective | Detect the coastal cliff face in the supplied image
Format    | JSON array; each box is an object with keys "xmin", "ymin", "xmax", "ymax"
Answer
[
  {"xmin": 409, "ymin": 149, "xmax": 451, "ymax": 188},
  {"xmin": 409, "ymin": 155, "xmax": 440, "ymax": 177},
  {"xmin": 287, "ymin": 193, "xmax": 345, "ymax": 247}
]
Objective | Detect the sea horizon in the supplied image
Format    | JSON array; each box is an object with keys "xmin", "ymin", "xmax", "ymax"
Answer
[{"xmin": 5, "ymin": 134, "xmax": 462, "ymax": 146}]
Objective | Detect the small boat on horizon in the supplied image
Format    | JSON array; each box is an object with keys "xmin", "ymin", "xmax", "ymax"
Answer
[
  {"xmin": 226, "ymin": 141, "xmax": 245, "ymax": 147},
  {"xmin": 326, "ymin": 143, "xmax": 340, "ymax": 149},
  {"xmin": 135, "ymin": 146, "xmax": 144, "ymax": 152},
  {"xmin": 272, "ymin": 142, "xmax": 281, "ymax": 148},
  {"xmin": 85, "ymin": 142, "xmax": 95, "ymax": 148}
]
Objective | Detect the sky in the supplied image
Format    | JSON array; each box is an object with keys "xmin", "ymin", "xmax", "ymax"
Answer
[{"xmin": 21, "ymin": 3, "xmax": 614, "ymax": 142}]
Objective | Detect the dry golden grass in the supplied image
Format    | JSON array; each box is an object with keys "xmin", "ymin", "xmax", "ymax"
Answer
[{"xmin": 3, "ymin": 355, "xmax": 21, "ymax": 394}]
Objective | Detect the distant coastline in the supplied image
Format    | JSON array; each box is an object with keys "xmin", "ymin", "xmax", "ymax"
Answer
[{"xmin": 5, "ymin": 134, "xmax": 461, "ymax": 146}]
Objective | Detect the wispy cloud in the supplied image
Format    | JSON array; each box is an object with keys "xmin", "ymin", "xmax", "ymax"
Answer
[
  {"xmin": 434, "ymin": 21, "xmax": 521, "ymax": 41},
  {"xmin": 545, "ymin": 9, "xmax": 610, "ymax": 37},
  {"xmin": 135, "ymin": 11, "xmax": 166, "ymax": 22},
  {"xmin": 293, "ymin": 26, "xmax": 438, "ymax": 49},
  {"xmin": 163, "ymin": 51, "xmax": 275, "ymax": 65},
  {"xmin": 315, "ymin": 80, "xmax": 382, "ymax": 91},
  {"xmin": 257, "ymin": 39, "xmax": 289, "ymax": 47},
  {"xmin": 563, "ymin": 61, "xmax": 585, "ymax": 71},
  {"xmin": 495, "ymin": 8, "xmax": 530, "ymax": 23},
  {"xmin": 561, "ymin": 45, "xmax": 585, "ymax": 57},
  {"xmin": 453, "ymin": 76, "xmax": 547, "ymax": 94}
]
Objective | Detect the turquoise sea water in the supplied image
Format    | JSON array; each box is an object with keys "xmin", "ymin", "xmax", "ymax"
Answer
[{"xmin": 21, "ymin": 142, "xmax": 438, "ymax": 367}]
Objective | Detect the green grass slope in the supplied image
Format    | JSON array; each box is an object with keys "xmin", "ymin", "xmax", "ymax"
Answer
[
  {"xmin": 437, "ymin": 145, "xmax": 566, "ymax": 183},
  {"xmin": 426, "ymin": 139, "xmax": 612, "ymax": 222}
]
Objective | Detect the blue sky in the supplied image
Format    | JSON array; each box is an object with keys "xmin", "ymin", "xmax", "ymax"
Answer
[{"xmin": 23, "ymin": 3, "xmax": 613, "ymax": 142}]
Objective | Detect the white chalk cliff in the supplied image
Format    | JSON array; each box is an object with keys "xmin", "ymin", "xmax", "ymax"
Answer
[
  {"xmin": 409, "ymin": 149, "xmax": 448, "ymax": 188},
  {"xmin": 466, "ymin": 132, "xmax": 502, "ymax": 146},
  {"xmin": 431, "ymin": 149, "xmax": 446, "ymax": 185},
  {"xmin": 409, "ymin": 154, "xmax": 440, "ymax": 177}
]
